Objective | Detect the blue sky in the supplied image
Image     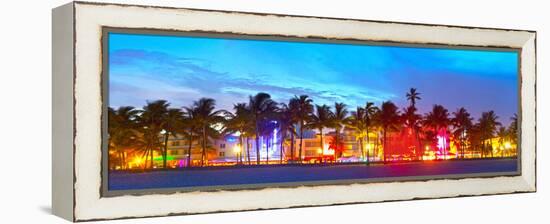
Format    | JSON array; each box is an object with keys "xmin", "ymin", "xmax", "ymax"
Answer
[{"xmin": 108, "ymin": 33, "xmax": 518, "ymax": 124}]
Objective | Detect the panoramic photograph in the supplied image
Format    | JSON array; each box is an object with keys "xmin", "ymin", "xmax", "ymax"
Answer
[{"xmin": 106, "ymin": 31, "xmax": 520, "ymax": 191}]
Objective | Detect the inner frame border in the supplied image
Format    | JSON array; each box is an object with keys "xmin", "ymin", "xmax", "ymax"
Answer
[{"xmin": 100, "ymin": 27, "xmax": 523, "ymax": 198}]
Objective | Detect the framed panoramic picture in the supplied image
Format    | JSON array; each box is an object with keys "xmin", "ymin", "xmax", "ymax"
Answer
[{"xmin": 52, "ymin": 1, "xmax": 537, "ymax": 222}]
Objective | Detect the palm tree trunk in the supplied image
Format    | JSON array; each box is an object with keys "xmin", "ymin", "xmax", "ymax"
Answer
[
  {"xmin": 187, "ymin": 133, "xmax": 193, "ymax": 167},
  {"xmin": 290, "ymin": 131, "xmax": 295, "ymax": 162},
  {"xmin": 143, "ymin": 150, "xmax": 149, "ymax": 170},
  {"xmin": 416, "ymin": 129, "xmax": 422, "ymax": 161},
  {"xmin": 163, "ymin": 133, "xmax": 169, "ymax": 169},
  {"xmin": 118, "ymin": 152, "xmax": 124, "ymax": 170},
  {"xmin": 461, "ymin": 132, "xmax": 465, "ymax": 159},
  {"xmin": 238, "ymin": 136, "xmax": 243, "ymax": 165},
  {"xmin": 148, "ymin": 139, "xmax": 154, "ymax": 169},
  {"xmin": 383, "ymin": 129, "xmax": 387, "ymax": 163},
  {"xmin": 374, "ymin": 130, "xmax": 379, "ymax": 159},
  {"xmin": 335, "ymin": 128, "xmax": 340, "ymax": 161},
  {"xmin": 490, "ymin": 142, "xmax": 494, "ymax": 158},
  {"xmin": 255, "ymin": 133, "xmax": 261, "ymax": 165},
  {"xmin": 359, "ymin": 137, "xmax": 364, "ymax": 161},
  {"xmin": 319, "ymin": 129, "xmax": 324, "ymax": 163},
  {"xmin": 266, "ymin": 137, "xmax": 270, "ymax": 164},
  {"xmin": 124, "ymin": 152, "xmax": 127, "ymax": 169},
  {"xmin": 246, "ymin": 137, "xmax": 251, "ymax": 165},
  {"xmin": 280, "ymin": 133, "xmax": 285, "ymax": 164},
  {"xmin": 201, "ymin": 127, "xmax": 206, "ymax": 167},
  {"xmin": 299, "ymin": 121, "xmax": 304, "ymax": 163},
  {"xmin": 150, "ymin": 147, "xmax": 154, "ymax": 169},
  {"xmin": 121, "ymin": 152, "xmax": 126, "ymax": 170},
  {"xmin": 481, "ymin": 140, "xmax": 485, "ymax": 158},
  {"xmin": 366, "ymin": 128, "xmax": 370, "ymax": 164}
]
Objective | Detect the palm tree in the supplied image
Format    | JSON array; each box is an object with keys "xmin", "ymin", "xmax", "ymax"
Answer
[
  {"xmin": 189, "ymin": 98, "xmax": 227, "ymax": 166},
  {"xmin": 309, "ymin": 104, "xmax": 334, "ymax": 162},
  {"xmin": 402, "ymin": 105, "xmax": 422, "ymax": 160},
  {"xmin": 224, "ymin": 103, "xmax": 253, "ymax": 165},
  {"xmin": 287, "ymin": 99, "xmax": 301, "ymax": 162},
  {"xmin": 137, "ymin": 100, "xmax": 170, "ymax": 169},
  {"xmin": 347, "ymin": 107, "xmax": 368, "ymax": 161},
  {"xmin": 404, "ymin": 89, "xmax": 422, "ymax": 159},
  {"xmin": 292, "ymin": 95, "xmax": 314, "ymax": 163},
  {"xmin": 248, "ymin": 93, "xmax": 278, "ymax": 164},
  {"xmin": 159, "ymin": 108, "xmax": 184, "ymax": 169},
  {"xmin": 406, "ymin": 88, "xmax": 421, "ymax": 107},
  {"xmin": 108, "ymin": 106, "xmax": 140, "ymax": 169},
  {"xmin": 331, "ymin": 102, "xmax": 348, "ymax": 160},
  {"xmin": 364, "ymin": 102, "xmax": 378, "ymax": 161},
  {"xmin": 423, "ymin": 104, "xmax": 451, "ymax": 159},
  {"xmin": 451, "ymin": 107, "xmax": 473, "ymax": 159},
  {"xmin": 182, "ymin": 106, "xmax": 200, "ymax": 167},
  {"xmin": 478, "ymin": 111, "xmax": 501, "ymax": 158},
  {"xmin": 259, "ymin": 120, "xmax": 278, "ymax": 163},
  {"xmin": 508, "ymin": 113, "xmax": 519, "ymax": 148},
  {"xmin": 496, "ymin": 126, "xmax": 508, "ymax": 157},
  {"xmin": 277, "ymin": 103, "xmax": 296, "ymax": 164},
  {"xmin": 379, "ymin": 101, "xmax": 401, "ymax": 163}
]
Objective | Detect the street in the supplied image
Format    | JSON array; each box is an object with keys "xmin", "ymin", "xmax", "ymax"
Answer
[{"xmin": 109, "ymin": 158, "xmax": 518, "ymax": 191}]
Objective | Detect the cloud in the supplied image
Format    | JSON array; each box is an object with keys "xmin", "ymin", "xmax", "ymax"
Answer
[{"xmin": 109, "ymin": 49, "xmax": 396, "ymax": 111}]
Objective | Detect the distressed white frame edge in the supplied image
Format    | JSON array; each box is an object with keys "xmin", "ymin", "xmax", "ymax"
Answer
[
  {"xmin": 52, "ymin": 2, "xmax": 75, "ymax": 222},
  {"xmin": 63, "ymin": 2, "xmax": 535, "ymax": 221}
]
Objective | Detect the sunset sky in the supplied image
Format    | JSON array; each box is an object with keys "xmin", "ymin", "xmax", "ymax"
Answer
[{"xmin": 108, "ymin": 32, "xmax": 519, "ymax": 124}]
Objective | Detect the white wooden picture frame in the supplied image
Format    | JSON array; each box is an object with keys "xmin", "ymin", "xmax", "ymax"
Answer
[{"xmin": 52, "ymin": 1, "xmax": 536, "ymax": 222}]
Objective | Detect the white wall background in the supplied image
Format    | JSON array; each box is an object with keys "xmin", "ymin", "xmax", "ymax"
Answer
[{"xmin": 0, "ymin": 0, "xmax": 546, "ymax": 223}]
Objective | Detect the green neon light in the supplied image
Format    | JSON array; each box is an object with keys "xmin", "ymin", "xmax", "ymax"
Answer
[{"xmin": 153, "ymin": 156, "xmax": 175, "ymax": 161}]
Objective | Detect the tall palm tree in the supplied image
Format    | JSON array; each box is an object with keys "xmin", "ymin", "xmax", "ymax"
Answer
[
  {"xmin": 224, "ymin": 103, "xmax": 252, "ymax": 165},
  {"xmin": 137, "ymin": 100, "xmax": 170, "ymax": 169},
  {"xmin": 496, "ymin": 126, "xmax": 508, "ymax": 157},
  {"xmin": 292, "ymin": 95, "xmax": 314, "ymax": 163},
  {"xmin": 508, "ymin": 113, "xmax": 519, "ymax": 147},
  {"xmin": 160, "ymin": 108, "xmax": 184, "ymax": 169},
  {"xmin": 309, "ymin": 104, "xmax": 334, "ymax": 161},
  {"xmin": 423, "ymin": 104, "xmax": 451, "ymax": 159},
  {"xmin": 347, "ymin": 107, "xmax": 368, "ymax": 161},
  {"xmin": 466, "ymin": 123, "xmax": 481, "ymax": 158},
  {"xmin": 259, "ymin": 120, "xmax": 278, "ymax": 163},
  {"xmin": 478, "ymin": 111, "xmax": 501, "ymax": 158},
  {"xmin": 108, "ymin": 106, "xmax": 140, "ymax": 169},
  {"xmin": 248, "ymin": 93, "xmax": 278, "ymax": 164},
  {"xmin": 189, "ymin": 98, "xmax": 227, "ymax": 166},
  {"xmin": 364, "ymin": 102, "xmax": 378, "ymax": 160},
  {"xmin": 331, "ymin": 102, "xmax": 348, "ymax": 160},
  {"xmin": 404, "ymin": 89, "xmax": 422, "ymax": 159},
  {"xmin": 402, "ymin": 105, "xmax": 422, "ymax": 160},
  {"xmin": 379, "ymin": 101, "xmax": 401, "ymax": 163},
  {"xmin": 287, "ymin": 99, "xmax": 301, "ymax": 162},
  {"xmin": 182, "ymin": 107, "xmax": 199, "ymax": 167},
  {"xmin": 451, "ymin": 107, "xmax": 473, "ymax": 159},
  {"xmin": 406, "ymin": 88, "xmax": 421, "ymax": 107},
  {"xmin": 277, "ymin": 103, "xmax": 296, "ymax": 164}
]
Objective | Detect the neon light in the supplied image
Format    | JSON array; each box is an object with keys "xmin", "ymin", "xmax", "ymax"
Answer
[{"xmin": 153, "ymin": 155, "xmax": 175, "ymax": 161}]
